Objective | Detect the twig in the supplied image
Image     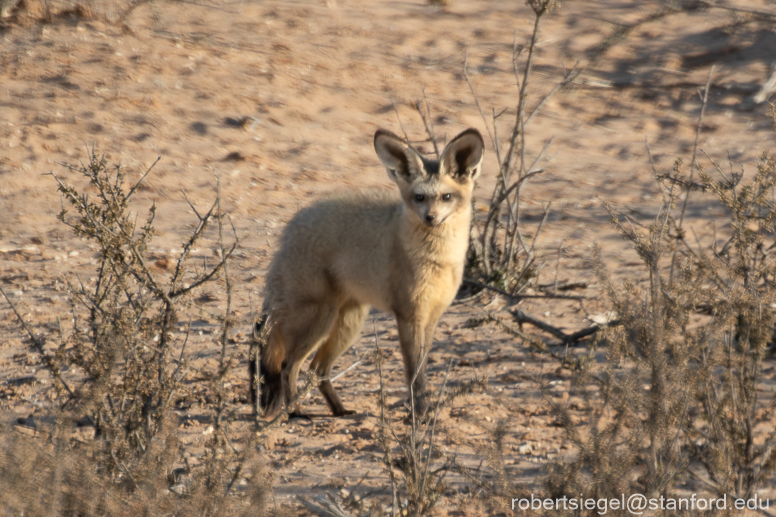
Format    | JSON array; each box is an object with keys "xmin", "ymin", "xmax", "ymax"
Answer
[
  {"xmin": 672, "ymin": 66, "xmax": 713, "ymax": 285},
  {"xmin": 463, "ymin": 51, "xmax": 497, "ymax": 150},
  {"xmin": 701, "ymin": 149, "xmax": 734, "ymax": 186},
  {"xmin": 390, "ymin": 97, "xmax": 410, "ymax": 143},
  {"xmin": 644, "ymin": 136, "xmax": 660, "ymax": 178},
  {"xmin": 524, "ymin": 60, "xmax": 583, "ymax": 127},
  {"xmin": 491, "ymin": 107, "xmax": 505, "ymax": 165},
  {"xmin": 678, "ymin": 65, "xmax": 714, "ymax": 229},
  {"xmin": 502, "ymin": 11, "xmax": 542, "ymax": 184},
  {"xmin": 658, "ymin": 172, "xmax": 708, "ymax": 192},
  {"xmin": 169, "ymin": 237, "xmax": 237, "ymax": 297},
  {"xmin": 216, "ymin": 179, "xmax": 237, "ymax": 373},
  {"xmin": 464, "ymin": 51, "xmax": 515, "ymax": 276},
  {"xmin": 175, "ymin": 0, "xmax": 242, "ymax": 14},
  {"xmin": 111, "ymin": 450, "xmax": 140, "ymax": 492},
  {"xmin": 488, "ymin": 311, "xmax": 584, "ymax": 368},
  {"xmin": 480, "ymin": 169, "xmax": 543, "ymax": 259},
  {"xmin": 181, "ymin": 190, "xmax": 204, "ymax": 221},
  {"xmin": 516, "ymin": 201, "xmax": 551, "ymax": 269},
  {"xmin": 553, "ymin": 238, "xmax": 565, "ymax": 295},
  {"xmin": 330, "ymin": 359, "xmax": 362, "ymax": 383},
  {"xmin": 538, "ymin": 281, "xmax": 588, "ymax": 292},
  {"xmin": 416, "ymin": 93, "xmax": 440, "ymax": 158},
  {"xmin": 501, "ymin": 14, "xmax": 544, "ymax": 273},
  {"xmin": 126, "ymin": 156, "xmax": 160, "ymax": 202},
  {"xmin": 0, "ymin": 286, "xmax": 74, "ymax": 397}
]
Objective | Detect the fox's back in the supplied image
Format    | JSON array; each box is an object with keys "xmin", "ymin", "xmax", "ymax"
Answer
[{"xmin": 265, "ymin": 190, "xmax": 404, "ymax": 312}]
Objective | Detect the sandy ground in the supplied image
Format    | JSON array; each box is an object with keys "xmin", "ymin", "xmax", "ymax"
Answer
[{"xmin": 2, "ymin": 0, "xmax": 776, "ymax": 513}]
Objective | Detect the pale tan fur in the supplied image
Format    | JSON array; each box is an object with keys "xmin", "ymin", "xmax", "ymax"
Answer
[{"xmin": 256, "ymin": 128, "xmax": 484, "ymax": 417}]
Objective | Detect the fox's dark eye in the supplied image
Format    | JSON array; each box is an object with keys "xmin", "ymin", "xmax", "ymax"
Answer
[
  {"xmin": 441, "ymin": 193, "xmax": 452, "ymax": 202},
  {"xmin": 415, "ymin": 194, "xmax": 425, "ymax": 202}
]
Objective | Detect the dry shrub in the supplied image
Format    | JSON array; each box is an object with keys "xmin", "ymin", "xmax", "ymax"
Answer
[
  {"xmin": 455, "ymin": 7, "xmax": 776, "ymax": 514},
  {"xmin": 464, "ymin": 0, "xmax": 571, "ymax": 297},
  {"xmin": 543, "ymin": 148, "xmax": 776, "ymax": 513},
  {"xmin": 48, "ymin": 150, "xmax": 231, "ymax": 483},
  {"xmin": 689, "ymin": 152, "xmax": 776, "ymax": 498},
  {"xmin": 374, "ymin": 345, "xmax": 450, "ymax": 517},
  {"xmin": 320, "ymin": 345, "xmax": 486, "ymax": 517},
  {"xmin": 1, "ymin": 150, "xmax": 275, "ymax": 516}
]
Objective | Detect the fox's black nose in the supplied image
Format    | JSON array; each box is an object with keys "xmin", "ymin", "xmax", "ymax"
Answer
[{"xmin": 425, "ymin": 214, "xmax": 436, "ymax": 222}]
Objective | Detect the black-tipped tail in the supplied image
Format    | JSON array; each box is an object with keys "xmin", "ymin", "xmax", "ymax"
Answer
[{"xmin": 249, "ymin": 315, "xmax": 283, "ymax": 414}]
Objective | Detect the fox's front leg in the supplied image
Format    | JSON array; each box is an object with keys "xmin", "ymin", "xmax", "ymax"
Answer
[{"xmin": 395, "ymin": 313, "xmax": 440, "ymax": 417}]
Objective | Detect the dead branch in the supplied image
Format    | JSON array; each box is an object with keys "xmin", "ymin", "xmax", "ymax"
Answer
[
  {"xmin": 656, "ymin": 173, "xmax": 708, "ymax": 192},
  {"xmin": 488, "ymin": 311, "xmax": 584, "ymax": 368},
  {"xmin": 673, "ymin": 66, "xmax": 713, "ymax": 282},
  {"xmin": 390, "ymin": 97, "xmax": 411, "ymax": 143},
  {"xmin": 330, "ymin": 359, "xmax": 362, "ymax": 383},
  {"xmin": 463, "ymin": 51, "xmax": 498, "ymax": 151},
  {"xmin": 416, "ymin": 93, "xmax": 440, "ymax": 158},
  {"xmin": 510, "ymin": 308, "xmax": 618, "ymax": 344},
  {"xmin": 538, "ymin": 281, "xmax": 588, "ymax": 293},
  {"xmin": 0, "ymin": 285, "xmax": 74, "ymax": 397},
  {"xmin": 126, "ymin": 156, "xmax": 160, "ymax": 201}
]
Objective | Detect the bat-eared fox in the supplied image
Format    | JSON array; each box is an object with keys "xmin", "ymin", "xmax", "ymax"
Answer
[{"xmin": 251, "ymin": 127, "xmax": 484, "ymax": 418}]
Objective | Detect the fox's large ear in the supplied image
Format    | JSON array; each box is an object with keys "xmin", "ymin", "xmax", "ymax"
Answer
[
  {"xmin": 374, "ymin": 129, "xmax": 425, "ymax": 183},
  {"xmin": 440, "ymin": 128, "xmax": 484, "ymax": 183}
]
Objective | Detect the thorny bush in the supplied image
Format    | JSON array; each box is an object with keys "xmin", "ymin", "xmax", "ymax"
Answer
[
  {"xmin": 542, "ymin": 151, "xmax": 776, "ymax": 514},
  {"xmin": 0, "ymin": 150, "xmax": 277, "ymax": 516}
]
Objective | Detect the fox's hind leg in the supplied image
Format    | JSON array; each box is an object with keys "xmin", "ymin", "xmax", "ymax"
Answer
[
  {"xmin": 310, "ymin": 301, "xmax": 368, "ymax": 416},
  {"xmin": 280, "ymin": 303, "xmax": 339, "ymax": 415}
]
